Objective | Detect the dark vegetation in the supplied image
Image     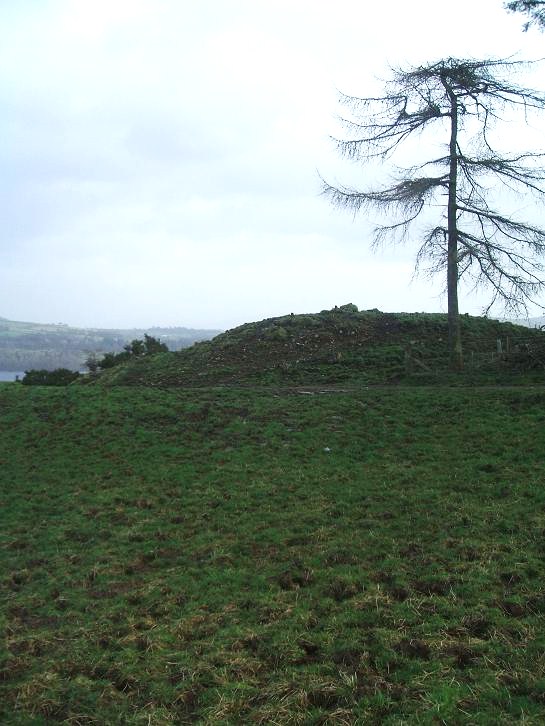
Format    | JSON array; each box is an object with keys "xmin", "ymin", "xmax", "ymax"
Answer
[
  {"xmin": 506, "ymin": 0, "xmax": 545, "ymax": 30},
  {"xmin": 21, "ymin": 336, "xmax": 169, "ymax": 386},
  {"xmin": 0, "ymin": 316, "xmax": 220, "ymax": 372},
  {"xmin": 21, "ymin": 369, "xmax": 81, "ymax": 387},
  {"xmin": 90, "ymin": 334, "xmax": 169, "ymax": 371}
]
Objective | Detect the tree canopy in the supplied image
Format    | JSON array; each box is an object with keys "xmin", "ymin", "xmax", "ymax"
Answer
[{"xmin": 505, "ymin": 1, "xmax": 545, "ymax": 30}]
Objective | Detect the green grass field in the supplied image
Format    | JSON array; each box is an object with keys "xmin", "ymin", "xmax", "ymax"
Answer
[{"xmin": 2, "ymin": 381, "xmax": 545, "ymax": 723}]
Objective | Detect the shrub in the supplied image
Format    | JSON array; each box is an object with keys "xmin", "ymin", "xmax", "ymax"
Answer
[
  {"xmin": 98, "ymin": 351, "xmax": 131, "ymax": 370},
  {"xmin": 142, "ymin": 334, "xmax": 169, "ymax": 354},
  {"xmin": 84, "ymin": 354, "xmax": 99, "ymax": 373},
  {"xmin": 97, "ymin": 335, "xmax": 169, "ymax": 370},
  {"xmin": 22, "ymin": 369, "xmax": 81, "ymax": 386}
]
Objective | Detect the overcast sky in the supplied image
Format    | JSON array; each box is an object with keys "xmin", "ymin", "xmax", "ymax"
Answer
[{"xmin": 1, "ymin": 0, "xmax": 545, "ymax": 329}]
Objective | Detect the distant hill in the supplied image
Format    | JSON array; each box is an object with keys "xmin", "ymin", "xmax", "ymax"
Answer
[
  {"xmin": 88, "ymin": 305, "xmax": 545, "ymax": 387},
  {"xmin": 0, "ymin": 317, "xmax": 222, "ymax": 371},
  {"xmin": 508, "ymin": 315, "xmax": 545, "ymax": 329}
]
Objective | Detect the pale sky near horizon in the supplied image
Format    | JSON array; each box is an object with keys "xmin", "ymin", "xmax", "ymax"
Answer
[{"xmin": 2, "ymin": 0, "xmax": 545, "ymax": 330}]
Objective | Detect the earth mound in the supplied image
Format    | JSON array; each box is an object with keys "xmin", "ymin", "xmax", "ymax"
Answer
[{"xmin": 87, "ymin": 306, "xmax": 545, "ymax": 387}]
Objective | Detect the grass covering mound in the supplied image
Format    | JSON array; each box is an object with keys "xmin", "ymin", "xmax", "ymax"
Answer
[
  {"xmin": 86, "ymin": 306, "xmax": 545, "ymax": 387},
  {"xmin": 2, "ymin": 383, "xmax": 545, "ymax": 723}
]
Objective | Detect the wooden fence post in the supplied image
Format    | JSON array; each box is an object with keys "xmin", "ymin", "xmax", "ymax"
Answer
[{"xmin": 404, "ymin": 347, "xmax": 412, "ymax": 375}]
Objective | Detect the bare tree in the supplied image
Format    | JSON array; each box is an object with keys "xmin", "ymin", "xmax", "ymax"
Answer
[
  {"xmin": 322, "ymin": 57, "xmax": 545, "ymax": 369},
  {"xmin": 505, "ymin": 1, "xmax": 545, "ymax": 30}
]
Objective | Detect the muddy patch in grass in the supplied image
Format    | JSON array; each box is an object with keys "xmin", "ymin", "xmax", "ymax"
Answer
[
  {"xmin": 275, "ymin": 566, "xmax": 314, "ymax": 590},
  {"xmin": 395, "ymin": 638, "xmax": 431, "ymax": 660}
]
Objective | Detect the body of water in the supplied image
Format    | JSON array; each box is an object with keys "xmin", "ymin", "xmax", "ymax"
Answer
[{"xmin": 0, "ymin": 371, "xmax": 24, "ymax": 382}]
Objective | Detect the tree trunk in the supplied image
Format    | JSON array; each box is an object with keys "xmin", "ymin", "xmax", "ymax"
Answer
[{"xmin": 445, "ymin": 82, "xmax": 463, "ymax": 371}]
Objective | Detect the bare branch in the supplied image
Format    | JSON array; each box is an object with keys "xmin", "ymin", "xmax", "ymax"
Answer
[
  {"xmin": 505, "ymin": 1, "xmax": 545, "ymax": 31},
  {"xmin": 321, "ymin": 56, "xmax": 545, "ymax": 365}
]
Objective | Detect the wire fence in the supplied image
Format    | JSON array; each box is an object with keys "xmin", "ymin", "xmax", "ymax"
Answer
[{"xmin": 403, "ymin": 334, "xmax": 545, "ymax": 374}]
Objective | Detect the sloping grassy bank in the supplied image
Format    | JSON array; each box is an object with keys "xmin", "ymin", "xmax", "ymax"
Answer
[
  {"xmin": 87, "ymin": 308, "xmax": 545, "ymax": 388},
  {"xmin": 1, "ymin": 383, "xmax": 545, "ymax": 723}
]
